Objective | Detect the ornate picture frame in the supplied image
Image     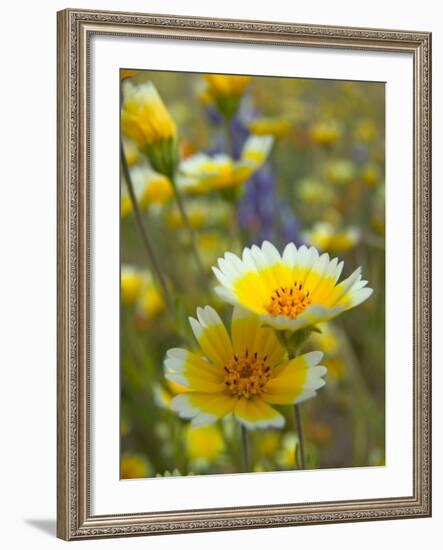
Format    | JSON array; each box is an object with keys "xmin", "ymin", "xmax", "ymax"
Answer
[{"xmin": 57, "ymin": 8, "xmax": 431, "ymax": 540}]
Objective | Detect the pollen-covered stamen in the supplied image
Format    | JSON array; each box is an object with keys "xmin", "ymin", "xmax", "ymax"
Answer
[
  {"xmin": 223, "ymin": 349, "xmax": 271, "ymax": 399},
  {"xmin": 266, "ymin": 281, "xmax": 312, "ymax": 319}
]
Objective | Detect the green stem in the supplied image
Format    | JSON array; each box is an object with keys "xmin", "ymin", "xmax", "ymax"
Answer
[
  {"xmin": 170, "ymin": 178, "xmax": 211, "ymax": 294},
  {"xmin": 293, "ymin": 404, "xmax": 306, "ymax": 469},
  {"xmin": 121, "ymin": 143, "xmax": 175, "ymax": 315},
  {"xmin": 281, "ymin": 330, "xmax": 308, "ymax": 470},
  {"xmin": 240, "ymin": 425, "xmax": 250, "ymax": 472}
]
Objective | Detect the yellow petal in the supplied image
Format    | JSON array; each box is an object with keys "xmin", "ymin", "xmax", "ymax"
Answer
[
  {"xmin": 263, "ymin": 351, "xmax": 326, "ymax": 405},
  {"xmin": 172, "ymin": 391, "xmax": 236, "ymax": 426},
  {"xmin": 164, "ymin": 349, "xmax": 224, "ymax": 392},
  {"xmin": 230, "ymin": 306, "xmax": 286, "ymax": 366},
  {"xmin": 189, "ymin": 306, "xmax": 233, "ymax": 366},
  {"xmin": 234, "ymin": 397, "xmax": 285, "ymax": 429}
]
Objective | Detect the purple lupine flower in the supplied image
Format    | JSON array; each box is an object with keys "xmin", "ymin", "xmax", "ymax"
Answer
[
  {"xmin": 238, "ymin": 164, "xmax": 276, "ymax": 245},
  {"xmin": 278, "ymin": 201, "xmax": 305, "ymax": 247}
]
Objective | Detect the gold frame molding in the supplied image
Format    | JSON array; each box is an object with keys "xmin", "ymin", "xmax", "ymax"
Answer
[{"xmin": 57, "ymin": 8, "xmax": 432, "ymax": 540}]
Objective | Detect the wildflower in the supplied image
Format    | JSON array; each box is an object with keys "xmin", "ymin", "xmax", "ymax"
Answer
[
  {"xmin": 248, "ymin": 117, "xmax": 292, "ymax": 137},
  {"xmin": 310, "ymin": 121, "xmax": 341, "ymax": 146},
  {"xmin": 121, "ymin": 81, "xmax": 179, "ymax": 177},
  {"xmin": 205, "ymin": 74, "xmax": 252, "ymax": 97},
  {"xmin": 325, "ymin": 159, "xmax": 356, "ymax": 185},
  {"xmin": 122, "ymin": 138, "xmax": 140, "ymax": 166},
  {"xmin": 120, "ymin": 453, "xmax": 150, "ymax": 479},
  {"xmin": 277, "ymin": 433, "xmax": 298, "ymax": 468},
  {"xmin": 130, "ymin": 165, "xmax": 173, "ymax": 208},
  {"xmin": 166, "ymin": 200, "xmax": 208, "ymax": 230},
  {"xmin": 354, "ymin": 119, "xmax": 377, "ymax": 143},
  {"xmin": 137, "ymin": 274, "xmax": 165, "ymax": 320},
  {"xmin": 256, "ymin": 430, "xmax": 281, "ymax": 457},
  {"xmin": 309, "ymin": 322, "xmax": 340, "ymax": 355},
  {"xmin": 360, "ymin": 163, "xmax": 382, "ymax": 187},
  {"xmin": 176, "ymin": 135, "xmax": 274, "ymax": 193},
  {"xmin": 296, "ymin": 178, "xmax": 333, "ymax": 207},
  {"xmin": 213, "ymin": 241, "xmax": 372, "ymax": 332},
  {"xmin": 186, "ymin": 425, "xmax": 225, "ymax": 461},
  {"xmin": 121, "ymin": 265, "xmax": 143, "ymax": 304},
  {"xmin": 204, "ymin": 74, "xmax": 252, "ymax": 119},
  {"xmin": 303, "ymin": 222, "xmax": 360, "ymax": 254},
  {"xmin": 165, "ymin": 306, "xmax": 326, "ymax": 429}
]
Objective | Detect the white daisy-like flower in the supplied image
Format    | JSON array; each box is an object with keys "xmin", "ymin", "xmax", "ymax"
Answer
[
  {"xmin": 164, "ymin": 306, "xmax": 326, "ymax": 429},
  {"xmin": 212, "ymin": 241, "xmax": 373, "ymax": 332}
]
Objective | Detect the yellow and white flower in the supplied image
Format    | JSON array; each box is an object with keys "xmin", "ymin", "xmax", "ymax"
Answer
[
  {"xmin": 121, "ymin": 81, "xmax": 178, "ymax": 176},
  {"xmin": 212, "ymin": 241, "xmax": 372, "ymax": 332},
  {"xmin": 176, "ymin": 135, "xmax": 274, "ymax": 193},
  {"xmin": 122, "ymin": 81, "xmax": 177, "ymax": 146},
  {"xmin": 129, "ymin": 165, "xmax": 173, "ymax": 208},
  {"xmin": 296, "ymin": 177, "xmax": 333, "ymax": 207},
  {"xmin": 165, "ymin": 306, "xmax": 326, "ymax": 429},
  {"xmin": 303, "ymin": 222, "xmax": 360, "ymax": 254}
]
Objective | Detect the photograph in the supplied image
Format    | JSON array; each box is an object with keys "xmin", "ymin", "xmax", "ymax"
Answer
[{"xmin": 119, "ymin": 69, "xmax": 385, "ymax": 479}]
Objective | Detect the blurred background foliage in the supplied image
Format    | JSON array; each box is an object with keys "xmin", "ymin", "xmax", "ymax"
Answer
[{"xmin": 120, "ymin": 70, "xmax": 385, "ymax": 478}]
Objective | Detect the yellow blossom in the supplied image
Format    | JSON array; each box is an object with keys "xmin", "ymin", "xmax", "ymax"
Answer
[
  {"xmin": 204, "ymin": 74, "xmax": 251, "ymax": 97},
  {"xmin": 203, "ymin": 74, "xmax": 252, "ymax": 119},
  {"xmin": 248, "ymin": 117, "xmax": 292, "ymax": 138},
  {"xmin": 121, "ymin": 194, "xmax": 133, "ymax": 219},
  {"xmin": 176, "ymin": 135, "xmax": 274, "ymax": 193},
  {"xmin": 310, "ymin": 322, "xmax": 340, "ymax": 355},
  {"xmin": 186, "ymin": 425, "xmax": 225, "ymax": 461},
  {"xmin": 165, "ymin": 306, "xmax": 327, "ymax": 429},
  {"xmin": 121, "ymin": 265, "xmax": 143, "ymax": 304},
  {"xmin": 354, "ymin": 119, "xmax": 377, "ymax": 142},
  {"xmin": 121, "ymin": 81, "xmax": 178, "ymax": 176},
  {"xmin": 297, "ymin": 178, "xmax": 333, "ymax": 207},
  {"xmin": 166, "ymin": 200, "xmax": 208, "ymax": 230},
  {"xmin": 310, "ymin": 121, "xmax": 341, "ymax": 146},
  {"xmin": 213, "ymin": 241, "xmax": 372, "ymax": 332},
  {"xmin": 303, "ymin": 222, "xmax": 360, "ymax": 254},
  {"xmin": 277, "ymin": 433, "xmax": 298, "ymax": 468},
  {"xmin": 136, "ymin": 271, "xmax": 165, "ymax": 320},
  {"xmin": 325, "ymin": 159, "xmax": 356, "ymax": 185},
  {"xmin": 361, "ymin": 163, "xmax": 382, "ymax": 187},
  {"xmin": 120, "ymin": 453, "xmax": 149, "ymax": 479},
  {"xmin": 256, "ymin": 431, "xmax": 281, "ymax": 458},
  {"xmin": 130, "ymin": 165, "xmax": 173, "ymax": 208}
]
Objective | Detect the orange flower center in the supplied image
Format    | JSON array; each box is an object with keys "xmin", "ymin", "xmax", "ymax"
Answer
[
  {"xmin": 223, "ymin": 350, "xmax": 271, "ymax": 399},
  {"xmin": 266, "ymin": 281, "xmax": 312, "ymax": 319}
]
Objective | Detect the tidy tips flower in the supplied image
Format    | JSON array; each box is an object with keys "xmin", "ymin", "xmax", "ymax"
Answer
[
  {"xmin": 164, "ymin": 306, "xmax": 326, "ymax": 429},
  {"xmin": 303, "ymin": 222, "xmax": 360, "ymax": 254},
  {"xmin": 121, "ymin": 81, "xmax": 179, "ymax": 177},
  {"xmin": 212, "ymin": 241, "xmax": 373, "ymax": 332},
  {"xmin": 176, "ymin": 135, "xmax": 274, "ymax": 193},
  {"xmin": 203, "ymin": 74, "xmax": 252, "ymax": 119}
]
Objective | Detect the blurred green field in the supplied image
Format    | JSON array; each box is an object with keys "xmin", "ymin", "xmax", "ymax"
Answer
[{"xmin": 120, "ymin": 70, "xmax": 385, "ymax": 478}]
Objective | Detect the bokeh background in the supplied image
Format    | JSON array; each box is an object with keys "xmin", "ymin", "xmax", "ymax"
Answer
[{"xmin": 120, "ymin": 70, "xmax": 385, "ymax": 479}]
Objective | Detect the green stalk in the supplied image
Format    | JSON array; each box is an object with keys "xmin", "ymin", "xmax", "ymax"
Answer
[
  {"xmin": 170, "ymin": 178, "xmax": 211, "ymax": 295},
  {"xmin": 121, "ymin": 143, "xmax": 175, "ymax": 316},
  {"xmin": 281, "ymin": 330, "xmax": 309, "ymax": 470},
  {"xmin": 240, "ymin": 425, "xmax": 250, "ymax": 472}
]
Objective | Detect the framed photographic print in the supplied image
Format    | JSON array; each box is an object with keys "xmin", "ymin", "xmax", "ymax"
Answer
[{"xmin": 57, "ymin": 8, "xmax": 432, "ymax": 540}]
